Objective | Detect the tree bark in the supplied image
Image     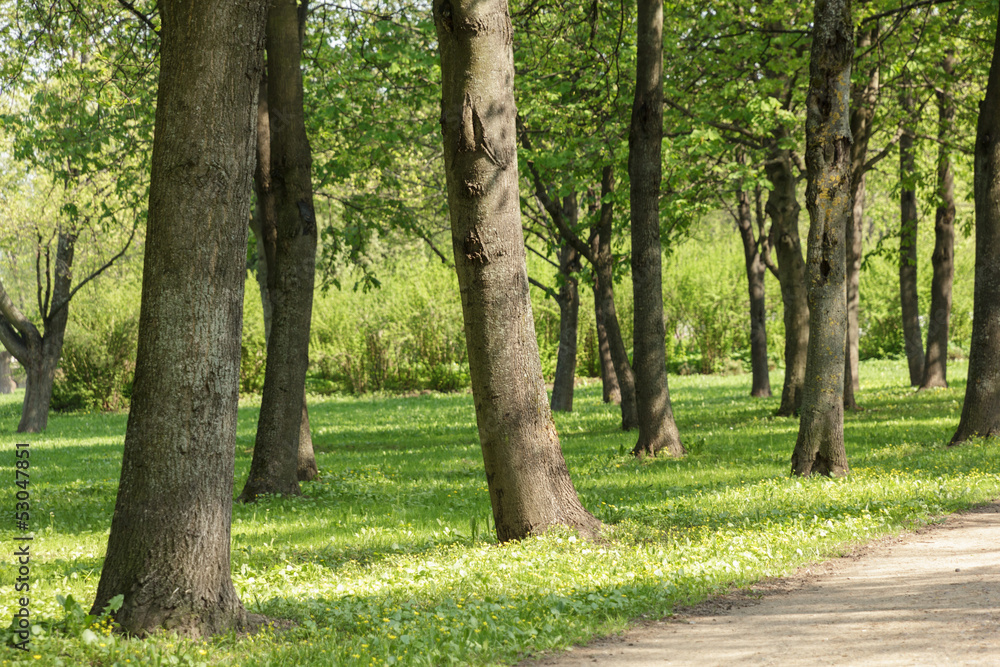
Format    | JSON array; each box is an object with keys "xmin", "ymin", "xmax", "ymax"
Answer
[
  {"xmin": 240, "ymin": 0, "xmax": 319, "ymax": 501},
  {"xmin": 921, "ymin": 53, "xmax": 956, "ymax": 390},
  {"xmin": 434, "ymin": 0, "xmax": 601, "ymax": 541},
  {"xmin": 899, "ymin": 84, "xmax": 925, "ymax": 386},
  {"xmin": 592, "ymin": 167, "xmax": 638, "ymax": 429},
  {"xmin": 845, "ymin": 24, "xmax": 880, "ymax": 408},
  {"xmin": 765, "ymin": 140, "xmax": 810, "ymax": 416},
  {"xmin": 736, "ymin": 177, "xmax": 771, "ymax": 398},
  {"xmin": 550, "ymin": 241, "xmax": 580, "ymax": 412},
  {"xmin": 92, "ymin": 0, "xmax": 267, "ymax": 636},
  {"xmin": 248, "ymin": 79, "xmax": 317, "ymax": 482},
  {"xmin": 594, "ymin": 282, "xmax": 620, "ymax": 404},
  {"xmin": 0, "ymin": 351, "xmax": 13, "ymax": 393},
  {"xmin": 950, "ymin": 16, "xmax": 1000, "ymax": 446},
  {"xmin": 629, "ymin": 0, "xmax": 683, "ymax": 458},
  {"xmin": 790, "ymin": 0, "xmax": 852, "ymax": 478},
  {"xmin": 0, "ymin": 230, "xmax": 76, "ymax": 433}
]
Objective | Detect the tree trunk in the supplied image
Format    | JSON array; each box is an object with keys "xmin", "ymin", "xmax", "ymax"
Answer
[
  {"xmin": 790, "ymin": 0, "xmax": 852, "ymax": 478},
  {"xmin": 765, "ymin": 141, "xmax": 809, "ymax": 416},
  {"xmin": 249, "ymin": 100, "xmax": 318, "ymax": 482},
  {"xmin": 240, "ymin": 0, "xmax": 319, "ymax": 501},
  {"xmin": 297, "ymin": 396, "xmax": 318, "ymax": 480},
  {"xmin": 594, "ymin": 284, "xmax": 620, "ymax": 404},
  {"xmin": 19, "ymin": 354, "xmax": 59, "ymax": 433},
  {"xmin": 899, "ymin": 86, "xmax": 924, "ymax": 386},
  {"xmin": 550, "ymin": 242, "xmax": 580, "ymax": 413},
  {"xmin": 0, "ymin": 351, "xmax": 12, "ymax": 393},
  {"xmin": 921, "ymin": 53, "xmax": 956, "ymax": 390},
  {"xmin": 18, "ymin": 230, "xmax": 75, "ymax": 433},
  {"xmin": 593, "ymin": 167, "xmax": 638, "ymax": 430},
  {"xmin": 434, "ymin": 0, "xmax": 601, "ymax": 541},
  {"xmin": 845, "ymin": 25, "xmax": 879, "ymax": 408},
  {"xmin": 736, "ymin": 180, "xmax": 771, "ymax": 398},
  {"xmin": 950, "ymin": 16, "xmax": 1000, "ymax": 446},
  {"xmin": 92, "ymin": 0, "xmax": 266, "ymax": 636},
  {"xmin": 629, "ymin": 0, "xmax": 683, "ymax": 458}
]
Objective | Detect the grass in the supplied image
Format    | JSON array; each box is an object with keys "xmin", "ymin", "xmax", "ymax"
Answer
[{"xmin": 0, "ymin": 358, "xmax": 998, "ymax": 666}]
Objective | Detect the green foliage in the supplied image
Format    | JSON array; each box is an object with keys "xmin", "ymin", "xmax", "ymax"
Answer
[
  {"xmin": 241, "ymin": 278, "xmax": 268, "ymax": 395},
  {"xmin": 50, "ymin": 277, "xmax": 140, "ymax": 412},
  {"xmin": 1, "ymin": 360, "xmax": 998, "ymax": 666},
  {"xmin": 310, "ymin": 255, "xmax": 468, "ymax": 395},
  {"xmin": 51, "ymin": 318, "xmax": 137, "ymax": 413}
]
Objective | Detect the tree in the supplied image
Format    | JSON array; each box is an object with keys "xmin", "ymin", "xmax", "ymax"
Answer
[
  {"xmin": 0, "ymin": 0, "xmax": 152, "ymax": 432},
  {"xmin": 92, "ymin": 0, "xmax": 267, "ymax": 636},
  {"xmin": 734, "ymin": 170, "xmax": 772, "ymax": 398},
  {"xmin": 921, "ymin": 50, "xmax": 957, "ymax": 390},
  {"xmin": 433, "ymin": 0, "xmax": 601, "ymax": 541},
  {"xmin": 845, "ymin": 22, "xmax": 881, "ymax": 410},
  {"xmin": 629, "ymin": 0, "xmax": 683, "ymax": 458},
  {"xmin": 898, "ymin": 77, "xmax": 925, "ymax": 386},
  {"xmin": 790, "ymin": 0, "xmax": 853, "ymax": 477},
  {"xmin": 247, "ymin": 75, "xmax": 318, "ymax": 482},
  {"xmin": 0, "ymin": 220, "xmax": 136, "ymax": 432},
  {"xmin": 239, "ymin": 0, "xmax": 319, "ymax": 502},
  {"xmin": 950, "ymin": 5, "xmax": 1000, "ymax": 446}
]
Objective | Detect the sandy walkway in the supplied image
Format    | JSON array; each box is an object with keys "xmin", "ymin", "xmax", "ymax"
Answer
[{"xmin": 522, "ymin": 501, "xmax": 1000, "ymax": 666}]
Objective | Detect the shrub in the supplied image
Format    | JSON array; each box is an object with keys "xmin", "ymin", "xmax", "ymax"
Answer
[
  {"xmin": 52, "ymin": 306, "xmax": 138, "ymax": 412},
  {"xmin": 310, "ymin": 254, "xmax": 469, "ymax": 394}
]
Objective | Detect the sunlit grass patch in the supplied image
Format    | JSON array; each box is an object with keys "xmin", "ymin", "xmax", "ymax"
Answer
[{"xmin": 0, "ymin": 358, "xmax": 997, "ymax": 666}]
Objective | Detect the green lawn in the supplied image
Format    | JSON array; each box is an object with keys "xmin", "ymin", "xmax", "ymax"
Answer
[{"xmin": 1, "ymin": 359, "xmax": 997, "ymax": 666}]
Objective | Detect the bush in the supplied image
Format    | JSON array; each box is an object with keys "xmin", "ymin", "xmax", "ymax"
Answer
[
  {"xmin": 310, "ymin": 254, "xmax": 469, "ymax": 394},
  {"xmin": 52, "ymin": 312, "xmax": 138, "ymax": 413}
]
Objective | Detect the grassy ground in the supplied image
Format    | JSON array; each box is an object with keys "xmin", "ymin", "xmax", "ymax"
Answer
[{"xmin": 0, "ymin": 359, "xmax": 997, "ymax": 666}]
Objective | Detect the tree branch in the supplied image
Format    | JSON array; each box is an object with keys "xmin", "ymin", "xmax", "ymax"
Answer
[
  {"xmin": 859, "ymin": 0, "xmax": 954, "ymax": 27},
  {"xmin": 0, "ymin": 278, "xmax": 39, "ymax": 365},
  {"xmin": 527, "ymin": 275, "xmax": 559, "ymax": 302},
  {"xmin": 515, "ymin": 115, "xmax": 594, "ymax": 263},
  {"xmin": 117, "ymin": 0, "xmax": 160, "ymax": 35},
  {"xmin": 525, "ymin": 240, "xmax": 560, "ymax": 270},
  {"xmin": 49, "ymin": 218, "xmax": 139, "ymax": 319}
]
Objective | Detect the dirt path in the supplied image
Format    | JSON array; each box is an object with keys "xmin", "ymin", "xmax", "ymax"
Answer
[{"xmin": 522, "ymin": 501, "xmax": 1000, "ymax": 666}]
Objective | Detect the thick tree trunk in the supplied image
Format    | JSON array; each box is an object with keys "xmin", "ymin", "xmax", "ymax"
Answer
[
  {"xmin": 434, "ymin": 0, "xmax": 601, "ymax": 541},
  {"xmin": 593, "ymin": 168, "xmax": 638, "ymax": 430},
  {"xmin": 899, "ymin": 87, "xmax": 925, "ymax": 386},
  {"xmin": 550, "ymin": 242, "xmax": 580, "ymax": 413},
  {"xmin": 594, "ymin": 283, "xmax": 620, "ymax": 404},
  {"xmin": 0, "ymin": 351, "xmax": 12, "ymax": 393},
  {"xmin": 950, "ymin": 18, "xmax": 1000, "ymax": 446},
  {"xmin": 921, "ymin": 53, "xmax": 956, "ymax": 390},
  {"xmin": 240, "ymin": 0, "xmax": 319, "ymax": 501},
  {"xmin": 629, "ymin": 0, "xmax": 683, "ymax": 458},
  {"xmin": 765, "ymin": 142, "xmax": 809, "ymax": 416},
  {"xmin": 92, "ymin": 0, "xmax": 266, "ymax": 636},
  {"xmin": 845, "ymin": 25, "xmax": 879, "ymax": 408},
  {"xmin": 790, "ymin": 0, "xmax": 852, "ymax": 478},
  {"xmin": 736, "ymin": 183, "xmax": 771, "ymax": 398}
]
